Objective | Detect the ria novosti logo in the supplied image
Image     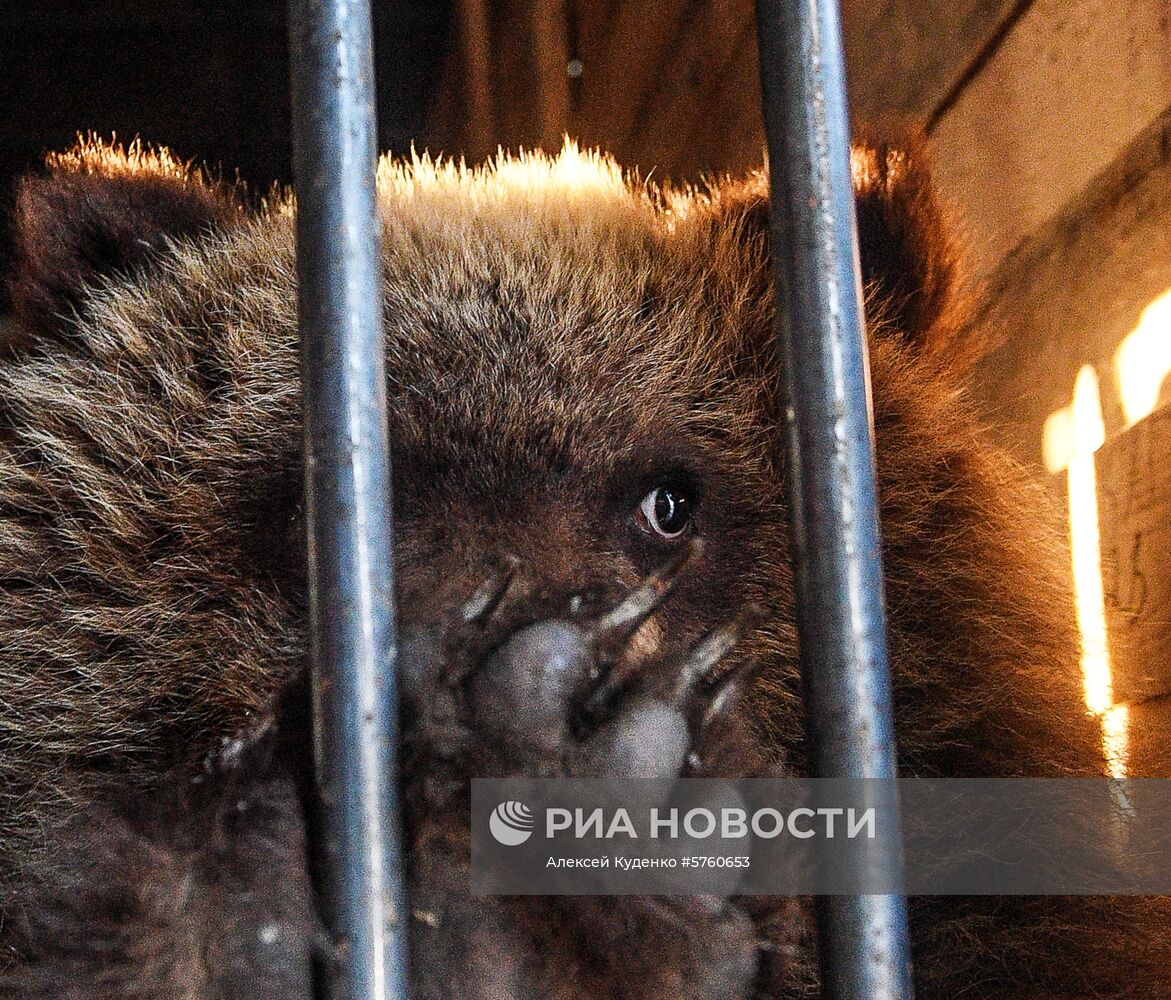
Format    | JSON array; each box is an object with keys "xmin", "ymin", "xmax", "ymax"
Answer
[{"xmin": 489, "ymin": 800, "xmax": 535, "ymax": 846}]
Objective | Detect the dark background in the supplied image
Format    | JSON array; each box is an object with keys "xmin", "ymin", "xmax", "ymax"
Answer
[{"xmin": 0, "ymin": 0, "xmax": 452, "ymax": 299}]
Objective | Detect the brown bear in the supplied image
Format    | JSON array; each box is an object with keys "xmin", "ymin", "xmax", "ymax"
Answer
[{"xmin": 0, "ymin": 137, "xmax": 1166, "ymax": 998}]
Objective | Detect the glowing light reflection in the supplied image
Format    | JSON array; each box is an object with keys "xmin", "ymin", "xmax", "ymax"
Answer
[
  {"xmin": 1045, "ymin": 366, "xmax": 1113, "ymax": 715},
  {"xmin": 1102, "ymin": 703, "xmax": 1130, "ymax": 781},
  {"xmin": 1115, "ymin": 287, "xmax": 1171, "ymax": 427},
  {"xmin": 1040, "ymin": 286, "xmax": 1171, "ymax": 778},
  {"xmin": 1069, "ymin": 367, "xmax": 1112, "ymax": 715},
  {"xmin": 1043, "ymin": 365, "xmax": 1122, "ymax": 772}
]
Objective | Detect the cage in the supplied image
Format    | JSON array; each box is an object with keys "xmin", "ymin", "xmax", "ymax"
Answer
[{"xmin": 0, "ymin": 2, "xmax": 1168, "ymax": 999}]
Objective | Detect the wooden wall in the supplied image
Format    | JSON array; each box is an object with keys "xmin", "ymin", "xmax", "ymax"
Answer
[
  {"xmin": 931, "ymin": 0, "xmax": 1171, "ymax": 775},
  {"xmin": 430, "ymin": 0, "xmax": 760, "ymax": 178},
  {"xmin": 429, "ymin": 1, "xmax": 1025, "ymax": 176}
]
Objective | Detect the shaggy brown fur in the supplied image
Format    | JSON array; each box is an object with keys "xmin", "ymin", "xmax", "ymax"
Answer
[{"xmin": 0, "ymin": 137, "xmax": 1167, "ymax": 997}]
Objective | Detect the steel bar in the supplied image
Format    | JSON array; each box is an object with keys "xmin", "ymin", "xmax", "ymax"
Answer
[
  {"xmin": 753, "ymin": 0, "xmax": 914, "ymax": 997},
  {"xmin": 288, "ymin": 1, "xmax": 408, "ymax": 997}
]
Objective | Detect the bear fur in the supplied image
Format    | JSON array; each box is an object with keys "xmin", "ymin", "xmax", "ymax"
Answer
[{"xmin": 0, "ymin": 137, "xmax": 1167, "ymax": 997}]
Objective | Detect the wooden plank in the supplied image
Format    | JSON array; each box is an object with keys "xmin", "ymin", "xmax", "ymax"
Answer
[
  {"xmin": 929, "ymin": 0, "xmax": 1171, "ymax": 276},
  {"xmin": 430, "ymin": 0, "xmax": 1029, "ymax": 177},
  {"xmin": 1096, "ymin": 406, "xmax": 1171, "ymax": 704},
  {"xmin": 488, "ymin": 3, "xmax": 548, "ymax": 153},
  {"xmin": 668, "ymin": 33, "xmax": 763, "ymax": 181},
  {"xmin": 1120, "ymin": 696, "xmax": 1171, "ymax": 778},
  {"xmin": 457, "ymin": 0, "xmax": 496, "ymax": 158},
  {"xmin": 432, "ymin": 1, "xmax": 566, "ymax": 161},
  {"xmin": 0, "ymin": 3, "xmax": 282, "ymax": 31},
  {"xmin": 571, "ymin": 0, "xmax": 696, "ymax": 150},
  {"xmin": 969, "ymin": 104, "xmax": 1171, "ymax": 468},
  {"xmin": 570, "ymin": 0, "xmax": 622, "ymax": 69},
  {"xmin": 531, "ymin": 0, "xmax": 571, "ymax": 149},
  {"xmin": 1043, "ymin": 405, "xmax": 1171, "ymax": 713},
  {"xmin": 617, "ymin": 1, "xmax": 752, "ymax": 174}
]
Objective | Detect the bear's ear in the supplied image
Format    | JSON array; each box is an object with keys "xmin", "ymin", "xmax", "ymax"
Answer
[
  {"xmin": 850, "ymin": 136, "xmax": 967, "ymax": 360},
  {"xmin": 709, "ymin": 136, "xmax": 972, "ymax": 362},
  {"xmin": 7, "ymin": 137, "xmax": 245, "ymax": 346}
]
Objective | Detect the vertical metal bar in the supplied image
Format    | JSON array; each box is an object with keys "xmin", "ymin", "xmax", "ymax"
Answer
[
  {"xmin": 288, "ymin": 2, "xmax": 408, "ymax": 998},
  {"xmin": 753, "ymin": 1, "xmax": 914, "ymax": 998}
]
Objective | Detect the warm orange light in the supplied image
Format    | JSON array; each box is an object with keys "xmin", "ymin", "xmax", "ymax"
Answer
[
  {"xmin": 1102, "ymin": 703, "xmax": 1130, "ymax": 781},
  {"xmin": 1043, "ymin": 366, "xmax": 1121, "ymax": 771},
  {"xmin": 1067, "ymin": 367, "xmax": 1112, "ymax": 715},
  {"xmin": 48, "ymin": 134, "xmax": 193, "ymax": 181},
  {"xmin": 379, "ymin": 138, "xmax": 632, "ymax": 203},
  {"xmin": 1115, "ymin": 287, "xmax": 1171, "ymax": 427}
]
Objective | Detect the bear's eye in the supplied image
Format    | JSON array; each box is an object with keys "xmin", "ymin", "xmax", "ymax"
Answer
[{"xmin": 635, "ymin": 486, "xmax": 693, "ymax": 539}]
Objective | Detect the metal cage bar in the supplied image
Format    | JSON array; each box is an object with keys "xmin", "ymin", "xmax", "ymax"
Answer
[
  {"xmin": 286, "ymin": 0, "xmax": 910, "ymax": 995},
  {"xmin": 288, "ymin": 2, "xmax": 408, "ymax": 998},
  {"xmin": 753, "ymin": 0, "xmax": 914, "ymax": 997}
]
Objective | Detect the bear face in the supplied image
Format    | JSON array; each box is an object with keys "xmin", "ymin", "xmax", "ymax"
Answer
[{"xmin": 0, "ymin": 138, "xmax": 1167, "ymax": 998}]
